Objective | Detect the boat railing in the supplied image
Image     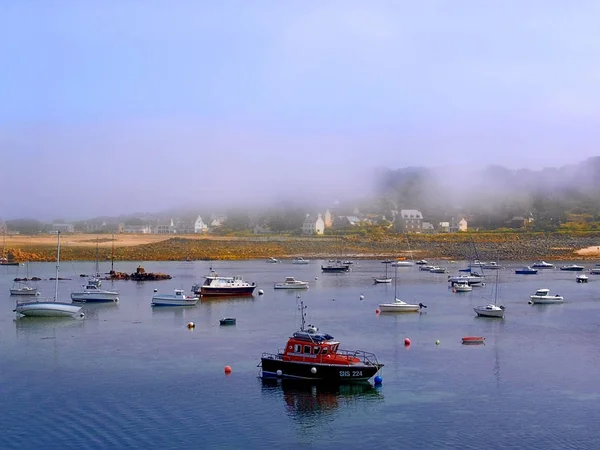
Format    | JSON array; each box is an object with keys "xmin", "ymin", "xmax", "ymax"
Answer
[
  {"xmin": 262, "ymin": 351, "xmax": 284, "ymax": 360},
  {"xmin": 337, "ymin": 349, "xmax": 381, "ymax": 366}
]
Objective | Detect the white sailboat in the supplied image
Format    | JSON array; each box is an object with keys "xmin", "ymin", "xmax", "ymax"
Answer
[
  {"xmin": 14, "ymin": 232, "xmax": 83, "ymax": 318},
  {"xmin": 10, "ymin": 263, "xmax": 40, "ymax": 296},
  {"xmin": 474, "ymin": 260, "xmax": 505, "ymax": 318},
  {"xmin": 374, "ymin": 261, "xmax": 392, "ymax": 284},
  {"xmin": 378, "ymin": 264, "xmax": 426, "ymax": 312}
]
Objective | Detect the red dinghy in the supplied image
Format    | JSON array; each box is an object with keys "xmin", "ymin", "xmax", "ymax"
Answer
[{"xmin": 462, "ymin": 336, "xmax": 485, "ymax": 345}]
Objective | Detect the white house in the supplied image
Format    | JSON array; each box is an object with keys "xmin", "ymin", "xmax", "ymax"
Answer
[
  {"xmin": 438, "ymin": 221, "xmax": 450, "ymax": 233},
  {"xmin": 194, "ymin": 215, "xmax": 208, "ymax": 233},
  {"xmin": 302, "ymin": 214, "xmax": 325, "ymax": 235},
  {"xmin": 154, "ymin": 219, "xmax": 176, "ymax": 234},
  {"xmin": 458, "ymin": 218, "xmax": 468, "ymax": 232}
]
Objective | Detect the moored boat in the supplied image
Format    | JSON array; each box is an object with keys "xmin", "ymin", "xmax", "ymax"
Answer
[
  {"xmin": 266, "ymin": 257, "xmax": 279, "ymax": 263},
  {"xmin": 462, "ymin": 336, "xmax": 485, "ymax": 345},
  {"xmin": 152, "ymin": 289, "xmax": 199, "ymax": 306},
  {"xmin": 515, "ymin": 266, "xmax": 538, "ymax": 275},
  {"xmin": 71, "ymin": 282, "xmax": 119, "ymax": 303},
  {"xmin": 529, "ymin": 288, "xmax": 564, "ymax": 304},
  {"xmin": 474, "ymin": 304, "xmax": 505, "ymax": 318},
  {"xmin": 576, "ymin": 274, "xmax": 589, "ymax": 283},
  {"xmin": 321, "ymin": 262, "xmax": 350, "ymax": 273},
  {"xmin": 274, "ymin": 277, "xmax": 309, "ymax": 290},
  {"xmin": 192, "ymin": 270, "xmax": 257, "ymax": 296},
  {"xmin": 219, "ymin": 317, "xmax": 236, "ymax": 325},
  {"xmin": 453, "ymin": 281, "xmax": 473, "ymax": 292},
  {"xmin": 559, "ymin": 264, "xmax": 585, "ymax": 272},
  {"xmin": 448, "ymin": 274, "xmax": 484, "ymax": 286},
  {"xmin": 259, "ymin": 301, "xmax": 384, "ymax": 383},
  {"xmin": 292, "ymin": 257, "xmax": 310, "ymax": 265},
  {"xmin": 532, "ymin": 260, "xmax": 554, "ymax": 269}
]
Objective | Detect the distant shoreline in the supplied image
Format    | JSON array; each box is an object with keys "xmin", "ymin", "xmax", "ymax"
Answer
[{"xmin": 2, "ymin": 232, "xmax": 600, "ymax": 262}]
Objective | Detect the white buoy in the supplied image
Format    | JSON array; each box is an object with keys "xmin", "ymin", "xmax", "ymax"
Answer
[
  {"xmin": 153, "ymin": 288, "xmax": 158, "ymax": 292},
  {"xmin": 276, "ymin": 369, "xmax": 282, "ymax": 377},
  {"xmin": 258, "ymin": 289, "xmax": 264, "ymax": 295},
  {"xmin": 310, "ymin": 367, "xmax": 317, "ymax": 374},
  {"xmin": 360, "ymin": 295, "xmax": 364, "ymax": 300},
  {"xmin": 315, "ymin": 276, "xmax": 318, "ymax": 280}
]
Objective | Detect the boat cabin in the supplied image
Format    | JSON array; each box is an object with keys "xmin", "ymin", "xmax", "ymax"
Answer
[
  {"xmin": 281, "ymin": 328, "xmax": 360, "ymax": 366},
  {"xmin": 174, "ymin": 289, "xmax": 186, "ymax": 297}
]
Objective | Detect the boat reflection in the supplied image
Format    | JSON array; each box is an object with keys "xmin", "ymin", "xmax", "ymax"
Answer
[
  {"xmin": 260, "ymin": 379, "xmax": 383, "ymax": 421},
  {"xmin": 79, "ymin": 301, "xmax": 119, "ymax": 320},
  {"xmin": 14, "ymin": 315, "xmax": 85, "ymax": 336}
]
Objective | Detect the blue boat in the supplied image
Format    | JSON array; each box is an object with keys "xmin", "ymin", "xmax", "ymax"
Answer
[{"xmin": 515, "ymin": 266, "xmax": 538, "ymax": 275}]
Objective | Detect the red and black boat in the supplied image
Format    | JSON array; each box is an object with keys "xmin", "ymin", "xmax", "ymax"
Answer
[
  {"xmin": 259, "ymin": 302, "xmax": 383, "ymax": 383},
  {"xmin": 191, "ymin": 270, "xmax": 256, "ymax": 297}
]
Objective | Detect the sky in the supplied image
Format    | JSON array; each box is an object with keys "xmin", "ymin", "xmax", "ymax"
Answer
[{"xmin": 1, "ymin": 1, "xmax": 599, "ymax": 220}]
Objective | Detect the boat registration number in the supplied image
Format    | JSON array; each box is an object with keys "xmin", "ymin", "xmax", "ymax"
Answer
[{"xmin": 340, "ymin": 370, "xmax": 362, "ymax": 377}]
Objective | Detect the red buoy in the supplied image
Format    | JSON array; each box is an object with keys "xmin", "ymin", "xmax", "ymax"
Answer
[
  {"xmin": 224, "ymin": 365, "xmax": 232, "ymax": 374},
  {"xmin": 404, "ymin": 338, "xmax": 411, "ymax": 346},
  {"xmin": 376, "ymin": 309, "xmax": 380, "ymax": 314}
]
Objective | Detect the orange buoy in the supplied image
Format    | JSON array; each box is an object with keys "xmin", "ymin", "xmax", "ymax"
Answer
[{"xmin": 224, "ymin": 365, "xmax": 232, "ymax": 374}]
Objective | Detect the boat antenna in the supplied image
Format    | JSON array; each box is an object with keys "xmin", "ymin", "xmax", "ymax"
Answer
[
  {"xmin": 55, "ymin": 231, "xmax": 61, "ymax": 301},
  {"xmin": 95, "ymin": 237, "xmax": 100, "ymax": 276},
  {"xmin": 394, "ymin": 262, "xmax": 398, "ymax": 300},
  {"xmin": 297, "ymin": 295, "xmax": 307, "ymax": 331}
]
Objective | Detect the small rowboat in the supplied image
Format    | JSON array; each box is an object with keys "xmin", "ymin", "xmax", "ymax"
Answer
[
  {"xmin": 462, "ymin": 336, "xmax": 485, "ymax": 345},
  {"xmin": 219, "ymin": 317, "xmax": 237, "ymax": 326}
]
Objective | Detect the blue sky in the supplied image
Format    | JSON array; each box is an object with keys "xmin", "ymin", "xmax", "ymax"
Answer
[{"xmin": 1, "ymin": 1, "xmax": 599, "ymax": 220}]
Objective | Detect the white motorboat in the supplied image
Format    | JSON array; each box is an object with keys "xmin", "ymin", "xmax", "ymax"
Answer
[
  {"xmin": 559, "ymin": 264, "xmax": 585, "ymax": 272},
  {"xmin": 266, "ymin": 257, "xmax": 279, "ymax": 263},
  {"xmin": 590, "ymin": 268, "xmax": 600, "ymax": 275},
  {"xmin": 152, "ymin": 289, "xmax": 199, "ymax": 306},
  {"xmin": 482, "ymin": 261, "xmax": 502, "ymax": 270},
  {"xmin": 469, "ymin": 260, "xmax": 485, "ymax": 267},
  {"xmin": 529, "ymin": 288, "xmax": 564, "ymax": 304},
  {"xmin": 415, "ymin": 260, "xmax": 428, "ymax": 265},
  {"xmin": 191, "ymin": 270, "xmax": 257, "ymax": 296},
  {"xmin": 378, "ymin": 264, "xmax": 426, "ymax": 313},
  {"xmin": 274, "ymin": 276, "xmax": 309, "ymax": 289},
  {"xmin": 428, "ymin": 266, "xmax": 447, "ymax": 274},
  {"xmin": 419, "ymin": 265, "xmax": 436, "ymax": 271},
  {"xmin": 532, "ymin": 260, "xmax": 554, "ymax": 269},
  {"xmin": 576, "ymin": 274, "xmax": 589, "ymax": 283},
  {"xmin": 453, "ymin": 282, "xmax": 473, "ymax": 292},
  {"xmin": 71, "ymin": 282, "xmax": 119, "ymax": 303},
  {"xmin": 14, "ymin": 232, "xmax": 83, "ymax": 318},
  {"xmin": 292, "ymin": 257, "xmax": 310, "ymax": 265}
]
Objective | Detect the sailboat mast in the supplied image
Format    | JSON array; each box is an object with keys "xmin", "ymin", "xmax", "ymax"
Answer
[
  {"xmin": 394, "ymin": 263, "xmax": 398, "ymax": 300},
  {"xmin": 111, "ymin": 234, "xmax": 115, "ymax": 273},
  {"xmin": 95, "ymin": 238, "xmax": 100, "ymax": 275},
  {"xmin": 55, "ymin": 232, "xmax": 61, "ymax": 300}
]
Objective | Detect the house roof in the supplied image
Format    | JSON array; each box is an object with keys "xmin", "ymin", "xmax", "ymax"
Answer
[{"xmin": 400, "ymin": 209, "xmax": 423, "ymax": 219}]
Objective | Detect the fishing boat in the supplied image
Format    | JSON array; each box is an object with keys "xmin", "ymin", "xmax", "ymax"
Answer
[
  {"xmin": 266, "ymin": 257, "xmax": 279, "ymax": 263},
  {"xmin": 559, "ymin": 264, "xmax": 585, "ymax": 272},
  {"xmin": 71, "ymin": 282, "xmax": 119, "ymax": 303},
  {"xmin": 462, "ymin": 336, "xmax": 485, "ymax": 345},
  {"xmin": 474, "ymin": 259, "xmax": 505, "ymax": 318},
  {"xmin": 259, "ymin": 300, "xmax": 384, "ymax": 383},
  {"xmin": 529, "ymin": 288, "xmax": 564, "ymax": 304},
  {"xmin": 515, "ymin": 266, "xmax": 538, "ymax": 275},
  {"xmin": 151, "ymin": 289, "xmax": 199, "ymax": 306},
  {"xmin": 373, "ymin": 261, "xmax": 392, "ymax": 284},
  {"xmin": 531, "ymin": 260, "xmax": 554, "ymax": 269},
  {"xmin": 14, "ymin": 232, "xmax": 83, "ymax": 318},
  {"xmin": 274, "ymin": 276, "xmax": 309, "ymax": 290},
  {"xmin": 219, "ymin": 317, "xmax": 236, "ymax": 326},
  {"xmin": 191, "ymin": 270, "xmax": 257, "ymax": 296},
  {"xmin": 378, "ymin": 264, "xmax": 426, "ymax": 312}
]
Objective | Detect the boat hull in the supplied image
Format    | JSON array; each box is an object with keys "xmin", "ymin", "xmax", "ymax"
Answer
[
  {"xmin": 530, "ymin": 297, "xmax": 564, "ymax": 304},
  {"xmin": 260, "ymin": 357, "xmax": 381, "ymax": 383},
  {"xmin": 373, "ymin": 278, "xmax": 392, "ymax": 284},
  {"xmin": 199, "ymin": 286, "xmax": 256, "ymax": 296},
  {"xmin": 474, "ymin": 307, "xmax": 504, "ymax": 318},
  {"xmin": 71, "ymin": 292, "xmax": 119, "ymax": 303},
  {"xmin": 151, "ymin": 297, "xmax": 199, "ymax": 306},
  {"xmin": 321, "ymin": 266, "xmax": 350, "ymax": 273},
  {"xmin": 378, "ymin": 303, "xmax": 420, "ymax": 312},
  {"xmin": 274, "ymin": 284, "xmax": 309, "ymax": 290},
  {"xmin": 462, "ymin": 337, "xmax": 485, "ymax": 345},
  {"xmin": 14, "ymin": 301, "xmax": 82, "ymax": 317},
  {"xmin": 0, "ymin": 262, "xmax": 21, "ymax": 266}
]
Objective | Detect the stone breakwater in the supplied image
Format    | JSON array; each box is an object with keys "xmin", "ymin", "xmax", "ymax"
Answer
[{"xmin": 4, "ymin": 233, "xmax": 600, "ymax": 262}]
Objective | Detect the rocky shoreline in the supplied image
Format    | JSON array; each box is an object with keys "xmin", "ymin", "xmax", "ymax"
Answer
[{"xmin": 3, "ymin": 232, "xmax": 600, "ymax": 262}]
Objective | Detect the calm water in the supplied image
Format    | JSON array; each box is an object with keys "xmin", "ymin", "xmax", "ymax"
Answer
[{"xmin": 1, "ymin": 259, "xmax": 600, "ymax": 449}]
